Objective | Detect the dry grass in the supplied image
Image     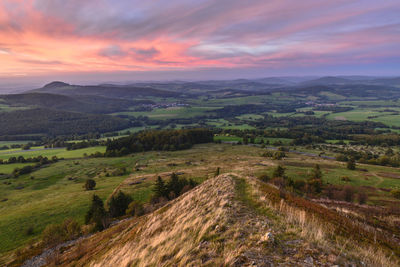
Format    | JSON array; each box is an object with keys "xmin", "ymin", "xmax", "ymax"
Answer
[{"xmin": 248, "ymin": 176, "xmax": 400, "ymax": 267}]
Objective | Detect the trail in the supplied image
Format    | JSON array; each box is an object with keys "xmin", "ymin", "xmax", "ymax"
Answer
[{"xmin": 370, "ymin": 171, "xmax": 384, "ymax": 187}]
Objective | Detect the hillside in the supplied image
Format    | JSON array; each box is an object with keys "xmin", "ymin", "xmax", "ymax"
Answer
[
  {"xmin": 0, "ymin": 93, "xmax": 152, "ymax": 114},
  {"xmin": 33, "ymin": 82, "xmax": 182, "ymax": 99},
  {"xmin": 0, "ymin": 108, "xmax": 130, "ymax": 136},
  {"xmin": 42, "ymin": 174, "xmax": 397, "ymax": 266}
]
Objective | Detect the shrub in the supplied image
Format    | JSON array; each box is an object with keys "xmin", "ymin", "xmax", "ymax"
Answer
[
  {"xmin": 390, "ymin": 189, "xmax": 400, "ymax": 199},
  {"xmin": 306, "ymin": 179, "xmax": 323, "ymax": 194},
  {"xmin": 271, "ymin": 177, "xmax": 286, "ymax": 189},
  {"xmin": 261, "ymin": 150, "xmax": 273, "ymax": 158},
  {"xmin": 126, "ymin": 201, "xmax": 145, "ymax": 217},
  {"xmin": 258, "ymin": 173, "xmax": 270, "ymax": 183},
  {"xmin": 358, "ymin": 192, "xmax": 368, "ymax": 205},
  {"xmin": 293, "ymin": 180, "xmax": 306, "ymax": 190},
  {"xmin": 311, "ymin": 164, "xmax": 322, "ymax": 179},
  {"xmin": 63, "ymin": 218, "xmax": 81, "ymax": 240},
  {"xmin": 347, "ymin": 158, "xmax": 356, "ymax": 170},
  {"xmin": 341, "ymin": 176, "xmax": 351, "ymax": 182},
  {"xmin": 273, "ymin": 151, "xmax": 286, "ymax": 160},
  {"xmin": 272, "ymin": 165, "xmax": 285, "ymax": 178},
  {"xmin": 41, "ymin": 218, "xmax": 81, "ymax": 248},
  {"xmin": 84, "ymin": 179, "xmax": 96, "ymax": 190},
  {"xmin": 42, "ymin": 224, "xmax": 65, "ymax": 247},
  {"xmin": 25, "ymin": 226, "xmax": 34, "ymax": 236},
  {"xmin": 342, "ymin": 185, "xmax": 355, "ymax": 202}
]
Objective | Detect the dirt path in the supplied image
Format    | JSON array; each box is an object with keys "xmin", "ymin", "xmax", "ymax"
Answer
[{"xmin": 370, "ymin": 171, "xmax": 384, "ymax": 187}]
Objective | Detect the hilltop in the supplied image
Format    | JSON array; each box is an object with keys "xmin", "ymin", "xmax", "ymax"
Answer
[{"xmin": 36, "ymin": 173, "xmax": 397, "ymax": 266}]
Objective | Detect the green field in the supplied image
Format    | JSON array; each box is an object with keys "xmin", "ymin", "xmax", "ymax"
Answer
[
  {"xmin": 326, "ymin": 107, "xmax": 400, "ymax": 127},
  {"xmin": 0, "ymin": 163, "xmax": 36, "ymax": 174},
  {"xmin": 0, "ymin": 146, "xmax": 106, "ymax": 161},
  {"xmin": 113, "ymin": 106, "xmax": 218, "ymax": 120},
  {"xmin": 1, "ymin": 143, "xmax": 400, "ymax": 258}
]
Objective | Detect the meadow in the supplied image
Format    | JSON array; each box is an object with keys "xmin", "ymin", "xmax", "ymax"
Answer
[
  {"xmin": 1, "ymin": 143, "xmax": 400, "ymax": 258},
  {"xmin": 113, "ymin": 106, "xmax": 218, "ymax": 120},
  {"xmin": 0, "ymin": 146, "xmax": 106, "ymax": 161}
]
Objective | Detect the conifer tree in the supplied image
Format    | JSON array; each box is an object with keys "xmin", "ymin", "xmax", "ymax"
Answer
[
  {"xmin": 85, "ymin": 195, "xmax": 108, "ymax": 231},
  {"xmin": 154, "ymin": 176, "xmax": 167, "ymax": 198}
]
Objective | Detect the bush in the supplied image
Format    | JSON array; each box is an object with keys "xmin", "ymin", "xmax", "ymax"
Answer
[
  {"xmin": 25, "ymin": 226, "xmax": 34, "ymax": 236},
  {"xmin": 84, "ymin": 179, "xmax": 96, "ymax": 190},
  {"xmin": 341, "ymin": 176, "xmax": 351, "ymax": 182},
  {"xmin": 258, "ymin": 173, "xmax": 270, "ymax": 183},
  {"xmin": 306, "ymin": 179, "xmax": 323, "ymax": 194},
  {"xmin": 271, "ymin": 177, "xmax": 286, "ymax": 189},
  {"xmin": 41, "ymin": 219, "xmax": 81, "ymax": 248},
  {"xmin": 272, "ymin": 165, "xmax": 285, "ymax": 178},
  {"xmin": 293, "ymin": 180, "xmax": 306, "ymax": 190},
  {"xmin": 347, "ymin": 158, "xmax": 356, "ymax": 170},
  {"xmin": 273, "ymin": 151, "xmax": 286, "ymax": 160},
  {"xmin": 42, "ymin": 224, "xmax": 65, "ymax": 247},
  {"xmin": 311, "ymin": 164, "xmax": 322, "ymax": 179},
  {"xmin": 391, "ymin": 189, "xmax": 400, "ymax": 199},
  {"xmin": 126, "ymin": 201, "xmax": 145, "ymax": 217},
  {"xmin": 358, "ymin": 192, "xmax": 368, "ymax": 204},
  {"xmin": 342, "ymin": 185, "xmax": 355, "ymax": 202}
]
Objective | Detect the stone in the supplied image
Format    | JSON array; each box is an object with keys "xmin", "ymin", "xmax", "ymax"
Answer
[{"xmin": 304, "ymin": 256, "xmax": 314, "ymax": 265}]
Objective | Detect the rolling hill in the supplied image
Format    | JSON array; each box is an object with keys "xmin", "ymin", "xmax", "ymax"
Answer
[
  {"xmin": 0, "ymin": 93, "xmax": 153, "ymax": 114},
  {"xmin": 32, "ymin": 82, "xmax": 181, "ymax": 99},
  {"xmin": 38, "ymin": 173, "xmax": 397, "ymax": 266},
  {"xmin": 0, "ymin": 108, "xmax": 131, "ymax": 136}
]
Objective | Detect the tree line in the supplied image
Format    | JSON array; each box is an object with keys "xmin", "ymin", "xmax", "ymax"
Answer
[{"xmin": 105, "ymin": 128, "xmax": 213, "ymax": 156}]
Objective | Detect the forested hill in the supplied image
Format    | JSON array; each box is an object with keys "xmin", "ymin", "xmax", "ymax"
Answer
[
  {"xmin": 0, "ymin": 93, "xmax": 153, "ymax": 114},
  {"xmin": 0, "ymin": 108, "xmax": 131, "ymax": 136},
  {"xmin": 106, "ymin": 128, "xmax": 214, "ymax": 156},
  {"xmin": 32, "ymin": 81, "xmax": 182, "ymax": 98}
]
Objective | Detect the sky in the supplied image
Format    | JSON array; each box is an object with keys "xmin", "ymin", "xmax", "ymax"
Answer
[{"xmin": 0, "ymin": 0, "xmax": 399, "ymax": 87}]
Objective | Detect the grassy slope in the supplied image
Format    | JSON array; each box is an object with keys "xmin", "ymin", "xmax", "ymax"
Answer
[
  {"xmin": 2, "ymin": 144, "xmax": 400, "ymax": 262},
  {"xmin": 0, "ymin": 146, "xmax": 106, "ymax": 161}
]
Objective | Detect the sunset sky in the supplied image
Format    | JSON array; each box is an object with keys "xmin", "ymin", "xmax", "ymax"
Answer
[{"xmin": 0, "ymin": 0, "xmax": 399, "ymax": 85}]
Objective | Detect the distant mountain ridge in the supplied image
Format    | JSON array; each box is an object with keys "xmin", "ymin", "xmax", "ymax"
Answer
[{"xmin": 33, "ymin": 81, "xmax": 181, "ymax": 98}]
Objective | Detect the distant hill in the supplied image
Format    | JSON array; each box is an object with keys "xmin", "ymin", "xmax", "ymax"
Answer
[
  {"xmin": 369, "ymin": 77, "xmax": 400, "ymax": 87},
  {"xmin": 300, "ymin": 76, "xmax": 354, "ymax": 86},
  {"xmin": 33, "ymin": 82, "xmax": 181, "ymax": 98},
  {"xmin": 0, "ymin": 108, "xmax": 130, "ymax": 136},
  {"xmin": 0, "ymin": 93, "xmax": 153, "ymax": 114}
]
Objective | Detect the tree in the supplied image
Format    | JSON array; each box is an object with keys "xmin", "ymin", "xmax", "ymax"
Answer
[
  {"xmin": 311, "ymin": 164, "xmax": 322, "ymax": 179},
  {"xmin": 273, "ymin": 165, "xmax": 285, "ymax": 178},
  {"xmin": 154, "ymin": 176, "xmax": 167, "ymax": 198},
  {"xmin": 108, "ymin": 191, "xmax": 132, "ymax": 218},
  {"xmin": 85, "ymin": 179, "xmax": 96, "ymax": 190},
  {"xmin": 167, "ymin": 173, "xmax": 181, "ymax": 197},
  {"xmin": 347, "ymin": 158, "xmax": 356, "ymax": 170},
  {"xmin": 214, "ymin": 167, "xmax": 220, "ymax": 177},
  {"xmin": 85, "ymin": 195, "xmax": 108, "ymax": 231}
]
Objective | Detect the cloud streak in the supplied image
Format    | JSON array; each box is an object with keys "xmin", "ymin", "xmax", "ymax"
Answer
[{"xmin": 0, "ymin": 0, "xmax": 399, "ymax": 79}]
